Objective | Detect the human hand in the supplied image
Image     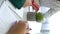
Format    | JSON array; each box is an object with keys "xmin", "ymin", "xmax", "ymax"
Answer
[{"xmin": 7, "ymin": 21, "xmax": 31, "ymax": 34}]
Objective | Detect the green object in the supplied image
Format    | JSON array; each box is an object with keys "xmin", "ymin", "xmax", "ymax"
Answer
[
  {"xmin": 36, "ymin": 12, "xmax": 44, "ymax": 22},
  {"xmin": 9, "ymin": 0, "xmax": 26, "ymax": 9}
]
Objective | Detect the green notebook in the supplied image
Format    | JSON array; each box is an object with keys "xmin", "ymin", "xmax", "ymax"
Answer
[{"xmin": 9, "ymin": 0, "xmax": 26, "ymax": 9}]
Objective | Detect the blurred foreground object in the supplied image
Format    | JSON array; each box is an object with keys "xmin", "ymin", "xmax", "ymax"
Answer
[{"xmin": 7, "ymin": 21, "xmax": 31, "ymax": 34}]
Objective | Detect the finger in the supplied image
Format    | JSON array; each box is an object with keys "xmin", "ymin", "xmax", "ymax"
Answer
[
  {"xmin": 18, "ymin": 21, "xmax": 28, "ymax": 24},
  {"xmin": 17, "ymin": 21, "xmax": 28, "ymax": 27}
]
